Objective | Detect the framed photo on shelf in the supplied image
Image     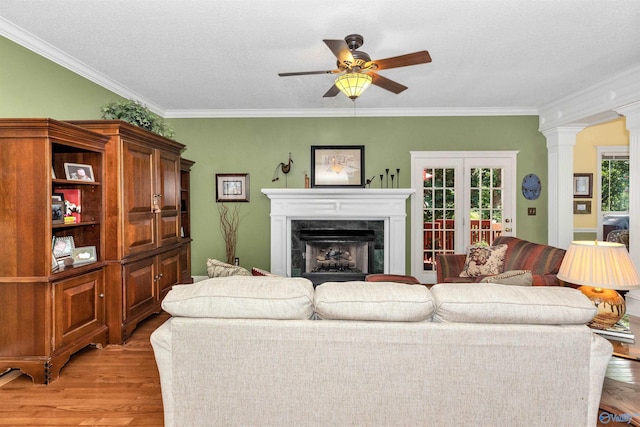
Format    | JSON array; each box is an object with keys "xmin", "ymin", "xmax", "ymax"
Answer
[
  {"xmin": 573, "ymin": 173, "xmax": 592, "ymax": 198},
  {"xmin": 51, "ymin": 200, "xmax": 64, "ymax": 224},
  {"xmin": 52, "ymin": 236, "xmax": 75, "ymax": 259},
  {"xmin": 72, "ymin": 246, "xmax": 97, "ymax": 265},
  {"xmin": 310, "ymin": 145, "xmax": 365, "ymax": 188},
  {"xmin": 216, "ymin": 173, "xmax": 249, "ymax": 202},
  {"xmin": 573, "ymin": 200, "xmax": 592, "ymax": 214},
  {"xmin": 64, "ymin": 163, "xmax": 95, "ymax": 182}
]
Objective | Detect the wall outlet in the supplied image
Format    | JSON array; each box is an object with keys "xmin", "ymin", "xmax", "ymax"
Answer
[{"xmin": 528, "ymin": 207, "xmax": 536, "ymax": 216}]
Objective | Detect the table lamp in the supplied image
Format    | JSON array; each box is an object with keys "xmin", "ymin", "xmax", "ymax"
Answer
[{"xmin": 557, "ymin": 240, "xmax": 640, "ymax": 329}]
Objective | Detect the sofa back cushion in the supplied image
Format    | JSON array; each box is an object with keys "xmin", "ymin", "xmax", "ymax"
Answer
[
  {"xmin": 431, "ymin": 283, "xmax": 596, "ymax": 324},
  {"xmin": 493, "ymin": 236, "xmax": 566, "ymax": 275},
  {"xmin": 161, "ymin": 276, "xmax": 314, "ymax": 319},
  {"xmin": 314, "ymin": 281, "xmax": 435, "ymax": 321}
]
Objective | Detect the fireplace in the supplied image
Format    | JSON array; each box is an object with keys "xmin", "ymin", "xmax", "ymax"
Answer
[
  {"xmin": 262, "ymin": 188, "xmax": 415, "ymax": 284},
  {"xmin": 292, "ymin": 222, "xmax": 383, "ymax": 286}
]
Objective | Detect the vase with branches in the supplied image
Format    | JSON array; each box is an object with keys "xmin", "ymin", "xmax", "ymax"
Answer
[{"xmin": 218, "ymin": 203, "xmax": 241, "ymax": 264}]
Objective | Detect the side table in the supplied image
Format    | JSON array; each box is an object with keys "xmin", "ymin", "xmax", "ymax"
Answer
[{"xmin": 598, "ymin": 314, "xmax": 640, "ymax": 426}]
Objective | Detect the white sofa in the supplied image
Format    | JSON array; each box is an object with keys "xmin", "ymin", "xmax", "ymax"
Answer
[{"xmin": 151, "ymin": 276, "xmax": 612, "ymax": 427}]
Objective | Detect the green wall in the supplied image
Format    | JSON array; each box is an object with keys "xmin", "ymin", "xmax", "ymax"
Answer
[{"xmin": 1, "ymin": 36, "xmax": 549, "ymax": 277}]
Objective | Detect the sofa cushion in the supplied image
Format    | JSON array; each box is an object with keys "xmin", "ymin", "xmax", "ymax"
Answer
[
  {"xmin": 459, "ymin": 244, "xmax": 507, "ymax": 277},
  {"xmin": 206, "ymin": 258, "xmax": 251, "ymax": 278},
  {"xmin": 480, "ymin": 270, "xmax": 533, "ymax": 286},
  {"xmin": 314, "ymin": 281, "xmax": 435, "ymax": 322},
  {"xmin": 431, "ymin": 283, "xmax": 596, "ymax": 324},
  {"xmin": 162, "ymin": 276, "xmax": 314, "ymax": 319}
]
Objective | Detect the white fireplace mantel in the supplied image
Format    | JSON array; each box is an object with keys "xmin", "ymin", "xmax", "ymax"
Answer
[{"xmin": 261, "ymin": 188, "xmax": 415, "ymax": 277}]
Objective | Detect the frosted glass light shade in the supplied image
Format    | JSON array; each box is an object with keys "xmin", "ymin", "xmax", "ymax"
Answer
[{"xmin": 335, "ymin": 73, "xmax": 373, "ymax": 100}]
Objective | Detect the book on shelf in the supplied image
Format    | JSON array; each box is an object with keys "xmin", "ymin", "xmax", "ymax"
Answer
[{"xmin": 591, "ymin": 315, "xmax": 635, "ymax": 344}]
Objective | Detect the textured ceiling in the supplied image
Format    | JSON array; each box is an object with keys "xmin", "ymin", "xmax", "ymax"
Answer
[{"xmin": 1, "ymin": 0, "xmax": 640, "ymax": 117}]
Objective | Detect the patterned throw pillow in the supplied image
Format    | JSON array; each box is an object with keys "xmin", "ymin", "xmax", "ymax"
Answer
[
  {"xmin": 206, "ymin": 258, "xmax": 251, "ymax": 278},
  {"xmin": 251, "ymin": 267, "xmax": 279, "ymax": 277},
  {"xmin": 459, "ymin": 244, "xmax": 507, "ymax": 277},
  {"xmin": 480, "ymin": 270, "xmax": 533, "ymax": 286}
]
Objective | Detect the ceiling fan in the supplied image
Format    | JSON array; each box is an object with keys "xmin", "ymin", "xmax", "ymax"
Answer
[{"xmin": 278, "ymin": 34, "xmax": 432, "ymax": 100}]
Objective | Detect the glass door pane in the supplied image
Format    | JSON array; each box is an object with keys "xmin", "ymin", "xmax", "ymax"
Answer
[
  {"xmin": 422, "ymin": 167, "xmax": 456, "ymax": 271},
  {"xmin": 468, "ymin": 167, "xmax": 503, "ymax": 246}
]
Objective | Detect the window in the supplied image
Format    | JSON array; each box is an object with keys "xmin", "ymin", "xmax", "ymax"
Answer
[{"xmin": 601, "ymin": 153, "xmax": 629, "ymax": 213}]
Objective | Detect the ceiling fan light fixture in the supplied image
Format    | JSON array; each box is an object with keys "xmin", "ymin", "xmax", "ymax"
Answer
[{"xmin": 334, "ymin": 72, "xmax": 372, "ymax": 100}]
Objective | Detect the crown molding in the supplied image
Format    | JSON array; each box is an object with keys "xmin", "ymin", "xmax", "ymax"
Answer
[
  {"xmin": 538, "ymin": 63, "xmax": 640, "ymax": 132},
  {"xmin": 163, "ymin": 107, "xmax": 538, "ymax": 119},
  {"xmin": 0, "ymin": 17, "xmax": 166, "ymax": 116}
]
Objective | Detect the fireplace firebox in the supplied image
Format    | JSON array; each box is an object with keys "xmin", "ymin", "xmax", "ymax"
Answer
[{"xmin": 291, "ymin": 220, "xmax": 384, "ymax": 286}]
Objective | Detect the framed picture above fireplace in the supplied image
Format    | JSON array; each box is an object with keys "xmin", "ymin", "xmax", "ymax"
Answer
[
  {"xmin": 310, "ymin": 145, "xmax": 365, "ymax": 188},
  {"xmin": 216, "ymin": 173, "xmax": 250, "ymax": 202}
]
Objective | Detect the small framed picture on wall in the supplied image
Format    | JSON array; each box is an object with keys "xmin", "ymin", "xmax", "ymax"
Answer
[
  {"xmin": 573, "ymin": 173, "xmax": 592, "ymax": 198},
  {"xmin": 216, "ymin": 173, "xmax": 249, "ymax": 202}
]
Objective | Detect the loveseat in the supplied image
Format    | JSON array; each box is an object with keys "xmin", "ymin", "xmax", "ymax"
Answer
[
  {"xmin": 151, "ymin": 276, "xmax": 611, "ymax": 426},
  {"xmin": 436, "ymin": 236, "xmax": 566, "ymax": 286}
]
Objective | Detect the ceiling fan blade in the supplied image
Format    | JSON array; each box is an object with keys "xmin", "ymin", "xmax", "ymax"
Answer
[
  {"xmin": 323, "ymin": 39, "xmax": 354, "ymax": 68},
  {"xmin": 371, "ymin": 51, "xmax": 432, "ymax": 70},
  {"xmin": 278, "ymin": 70, "xmax": 340, "ymax": 77},
  {"xmin": 322, "ymin": 84, "xmax": 341, "ymax": 98},
  {"xmin": 370, "ymin": 73, "xmax": 408, "ymax": 94}
]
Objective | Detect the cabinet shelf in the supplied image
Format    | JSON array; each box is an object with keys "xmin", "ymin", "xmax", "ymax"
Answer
[
  {"xmin": 53, "ymin": 179, "xmax": 101, "ymax": 186},
  {"xmin": 52, "ymin": 220, "xmax": 100, "ymax": 229}
]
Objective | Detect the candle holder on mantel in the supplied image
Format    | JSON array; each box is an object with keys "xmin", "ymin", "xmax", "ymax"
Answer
[{"xmin": 377, "ymin": 168, "xmax": 401, "ymax": 188}]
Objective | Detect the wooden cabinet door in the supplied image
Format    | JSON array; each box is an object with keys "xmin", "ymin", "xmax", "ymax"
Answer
[
  {"xmin": 157, "ymin": 248, "xmax": 180, "ymax": 300},
  {"xmin": 179, "ymin": 242, "xmax": 192, "ymax": 283},
  {"xmin": 156, "ymin": 150, "xmax": 181, "ymax": 247},
  {"xmin": 53, "ymin": 270, "xmax": 105, "ymax": 349},
  {"xmin": 122, "ymin": 257, "xmax": 156, "ymax": 322},
  {"xmin": 122, "ymin": 140, "xmax": 156, "ymax": 257}
]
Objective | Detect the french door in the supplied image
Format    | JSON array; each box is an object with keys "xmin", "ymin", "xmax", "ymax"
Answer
[{"xmin": 410, "ymin": 151, "xmax": 518, "ymax": 284}]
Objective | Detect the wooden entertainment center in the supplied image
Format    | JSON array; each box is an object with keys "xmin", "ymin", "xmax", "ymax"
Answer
[{"xmin": 0, "ymin": 119, "xmax": 193, "ymax": 383}]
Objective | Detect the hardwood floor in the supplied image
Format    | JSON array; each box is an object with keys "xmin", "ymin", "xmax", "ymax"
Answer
[
  {"xmin": 598, "ymin": 355, "xmax": 640, "ymax": 427},
  {"xmin": 0, "ymin": 312, "xmax": 169, "ymax": 427}
]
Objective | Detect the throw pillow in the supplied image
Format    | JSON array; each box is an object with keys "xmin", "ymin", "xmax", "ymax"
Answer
[
  {"xmin": 314, "ymin": 281, "xmax": 435, "ymax": 322},
  {"xmin": 459, "ymin": 244, "xmax": 507, "ymax": 277},
  {"xmin": 480, "ymin": 270, "xmax": 533, "ymax": 286},
  {"xmin": 162, "ymin": 276, "xmax": 315, "ymax": 319},
  {"xmin": 251, "ymin": 267, "xmax": 278, "ymax": 276},
  {"xmin": 206, "ymin": 258, "xmax": 251, "ymax": 278}
]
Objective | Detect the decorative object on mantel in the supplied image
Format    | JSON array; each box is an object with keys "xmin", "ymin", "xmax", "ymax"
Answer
[
  {"xmin": 100, "ymin": 99, "xmax": 175, "ymax": 139},
  {"xmin": 557, "ymin": 240, "xmax": 640, "ymax": 329},
  {"xmin": 310, "ymin": 145, "xmax": 365, "ymax": 188},
  {"xmin": 271, "ymin": 152, "xmax": 294, "ymax": 185},
  {"xmin": 376, "ymin": 168, "xmax": 401, "ymax": 188},
  {"xmin": 217, "ymin": 203, "xmax": 242, "ymax": 265}
]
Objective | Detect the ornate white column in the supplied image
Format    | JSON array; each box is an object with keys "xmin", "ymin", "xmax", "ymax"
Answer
[
  {"xmin": 543, "ymin": 126, "xmax": 585, "ymax": 249},
  {"xmin": 615, "ymin": 101, "xmax": 640, "ymax": 315}
]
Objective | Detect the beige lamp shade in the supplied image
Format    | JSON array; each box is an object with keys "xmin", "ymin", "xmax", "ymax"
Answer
[
  {"xmin": 557, "ymin": 241, "xmax": 640, "ymax": 290},
  {"xmin": 335, "ymin": 73, "xmax": 373, "ymax": 100},
  {"xmin": 557, "ymin": 240, "xmax": 639, "ymax": 329}
]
